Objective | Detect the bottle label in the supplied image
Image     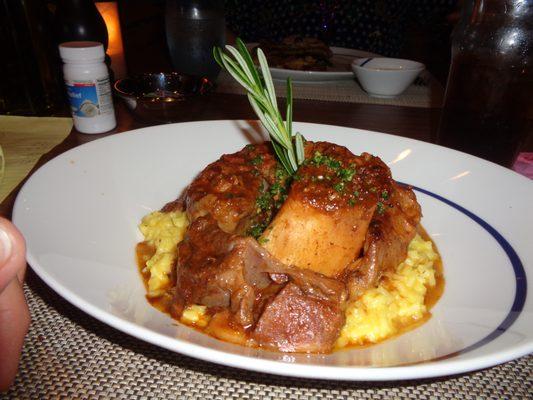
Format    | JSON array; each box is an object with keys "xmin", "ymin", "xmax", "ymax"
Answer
[{"xmin": 66, "ymin": 78, "xmax": 113, "ymax": 118}]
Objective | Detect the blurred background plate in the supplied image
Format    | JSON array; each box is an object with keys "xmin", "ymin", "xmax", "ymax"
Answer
[{"xmin": 247, "ymin": 44, "xmax": 378, "ymax": 82}]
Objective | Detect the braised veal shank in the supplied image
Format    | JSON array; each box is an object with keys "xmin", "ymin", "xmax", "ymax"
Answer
[{"xmin": 164, "ymin": 141, "xmax": 421, "ymax": 353}]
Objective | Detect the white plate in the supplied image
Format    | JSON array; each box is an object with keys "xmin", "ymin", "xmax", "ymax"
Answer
[
  {"xmin": 266, "ymin": 47, "xmax": 377, "ymax": 82},
  {"xmin": 13, "ymin": 121, "xmax": 533, "ymax": 381}
]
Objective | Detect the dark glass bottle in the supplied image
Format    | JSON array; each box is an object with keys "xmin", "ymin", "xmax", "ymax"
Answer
[
  {"xmin": 53, "ymin": 0, "xmax": 115, "ymax": 83},
  {"xmin": 165, "ymin": 0, "xmax": 225, "ymax": 80},
  {"xmin": 436, "ymin": 0, "xmax": 533, "ymax": 167},
  {"xmin": 54, "ymin": 0, "xmax": 109, "ymax": 50}
]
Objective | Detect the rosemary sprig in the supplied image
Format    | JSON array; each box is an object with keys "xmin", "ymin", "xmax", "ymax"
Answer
[{"xmin": 213, "ymin": 38, "xmax": 305, "ymax": 175}]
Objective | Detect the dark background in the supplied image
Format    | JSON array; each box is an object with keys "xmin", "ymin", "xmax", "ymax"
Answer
[
  {"xmin": 117, "ymin": 0, "xmax": 456, "ymax": 83},
  {"xmin": 0, "ymin": 0, "xmax": 458, "ymax": 116}
]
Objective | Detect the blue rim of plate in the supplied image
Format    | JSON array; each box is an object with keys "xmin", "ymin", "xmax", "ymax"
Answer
[{"xmin": 408, "ymin": 184, "xmax": 527, "ymax": 360}]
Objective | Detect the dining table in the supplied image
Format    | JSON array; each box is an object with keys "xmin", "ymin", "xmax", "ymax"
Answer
[{"xmin": 1, "ymin": 87, "xmax": 531, "ymax": 399}]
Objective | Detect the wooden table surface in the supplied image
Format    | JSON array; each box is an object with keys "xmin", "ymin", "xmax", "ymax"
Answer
[{"xmin": 0, "ymin": 91, "xmax": 525, "ymax": 217}]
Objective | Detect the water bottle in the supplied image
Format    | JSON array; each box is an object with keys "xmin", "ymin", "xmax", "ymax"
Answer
[{"xmin": 165, "ymin": 0, "xmax": 225, "ymax": 80}]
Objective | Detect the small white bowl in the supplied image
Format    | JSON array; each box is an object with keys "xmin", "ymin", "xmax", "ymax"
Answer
[{"xmin": 351, "ymin": 58, "xmax": 425, "ymax": 97}]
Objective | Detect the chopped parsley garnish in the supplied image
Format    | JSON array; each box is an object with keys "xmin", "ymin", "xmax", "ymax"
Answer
[
  {"xmin": 256, "ymin": 191, "xmax": 271, "ymax": 211},
  {"xmin": 248, "ymin": 223, "xmax": 267, "ymax": 239},
  {"xmin": 348, "ymin": 198, "xmax": 356, "ymax": 207},
  {"xmin": 275, "ymin": 167, "xmax": 287, "ymax": 180},
  {"xmin": 254, "ymin": 181, "xmax": 271, "ymax": 211},
  {"xmin": 269, "ymin": 167, "xmax": 289, "ymax": 203},
  {"xmin": 311, "ymin": 151, "xmax": 326, "ymax": 165},
  {"xmin": 309, "ymin": 151, "xmax": 342, "ymax": 171},
  {"xmin": 258, "ymin": 237, "xmax": 269, "ymax": 245},
  {"xmin": 353, "ymin": 190, "xmax": 360, "ymax": 197},
  {"xmin": 333, "ymin": 182, "xmax": 345, "ymax": 193},
  {"xmin": 381, "ymin": 190, "xmax": 389, "ymax": 200},
  {"xmin": 325, "ymin": 158, "xmax": 341, "ymax": 170},
  {"xmin": 376, "ymin": 201, "xmax": 386, "ymax": 215},
  {"xmin": 270, "ymin": 181, "xmax": 282, "ymax": 194},
  {"xmin": 338, "ymin": 167, "xmax": 356, "ymax": 182},
  {"xmin": 248, "ymin": 163, "xmax": 290, "ymax": 240},
  {"xmin": 249, "ymin": 155, "xmax": 263, "ymax": 166}
]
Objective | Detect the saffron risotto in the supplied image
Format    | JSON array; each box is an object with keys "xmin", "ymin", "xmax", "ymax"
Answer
[{"xmin": 138, "ymin": 210, "xmax": 440, "ymax": 347}]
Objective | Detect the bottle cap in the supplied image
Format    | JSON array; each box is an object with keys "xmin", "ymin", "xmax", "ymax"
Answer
[{"xmin": 59, "ymin": 41, "xmax": 105, "ymax": 63}]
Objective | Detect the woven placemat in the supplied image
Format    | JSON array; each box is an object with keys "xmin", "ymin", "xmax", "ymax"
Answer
[
  {"xmin": 3, "ymin": 271, "xmax": 532, "ymax": 399},
  {"xmin": 215, "ymin": 71, "xmax": 444, "ymax": 109}
]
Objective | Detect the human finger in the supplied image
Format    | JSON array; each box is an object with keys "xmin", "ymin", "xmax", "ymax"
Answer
[
  {"xmin": 0, "ymin": 278, "xmax": 30, "ymax": 391},
  {"xmin": 0, "ymin": 218, "xmax": 26, "ymax": 293}
]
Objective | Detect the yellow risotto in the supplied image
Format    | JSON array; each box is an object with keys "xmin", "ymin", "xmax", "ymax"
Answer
[
  {"xmin": 139, "ymin": 211, "xmax": 439, "ymax": 347},
  {"xmin": 138, "ymin": 210, "xmax": 188, "ymax": 296},
  {"xmin": 336, "ymin": 234, "xmax": 439, "ymax": 348}
]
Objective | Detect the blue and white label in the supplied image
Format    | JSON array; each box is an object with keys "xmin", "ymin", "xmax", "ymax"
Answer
[{"xmin": 66, "ymin": 78, "xmax": 113, "ymax": 118}]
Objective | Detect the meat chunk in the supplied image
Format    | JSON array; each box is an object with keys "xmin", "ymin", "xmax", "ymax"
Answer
[
  {"xmin": 342, "ymin": 182, "xmax": 422, "ymax": 298},
  {"xmin": 261, "ymin": 142, "xmax": 393, "ymax": 278},
  {"xmin": 164, "ymin": 143, "xmax": 283, "ymax": 234},
  {"xmin": 174, "ymin": 216, "xmax": 347, "ymax": 351},
  {"xmin": 252, "ymin": 283, "xmax": 345, "ymax": 353},
  {"xmin": 173, "ymin": 216, "xmax": 284, "ymax": 326},
  {"xmin": 174, "ymin": 217, "xmax": 346, "ymax": 329},
  {"xmin": 260, "ymin": 195, "xmax": 374, "ymax": 277},
  {"xmin": 171, "ymin": 216, "xmax": 236, "ymax": 317}
]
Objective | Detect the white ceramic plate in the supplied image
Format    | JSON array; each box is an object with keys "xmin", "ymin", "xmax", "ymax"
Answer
[
  {"xmin": 264, "ymin": 46, "xmax": 377, "ymax": 82},
  {"xmin": 13, "ymin": 121, "xmax": 533, "ymax": 381}
]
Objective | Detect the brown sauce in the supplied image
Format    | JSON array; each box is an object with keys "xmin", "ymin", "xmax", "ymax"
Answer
[
  {"xmin": 135, "ymin": 226, "xmax": 445, "ymax": 352},
  {"xmin": 418, "ymin": 225, "xmax": 445, "ymax": 310},
  {"xmin": 135, "ymin": 242, "xmax": 174, "ymax": 314},
  {"xmin": 136, "ymin": 241, "xmax": 154, "ymax": 286}
]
